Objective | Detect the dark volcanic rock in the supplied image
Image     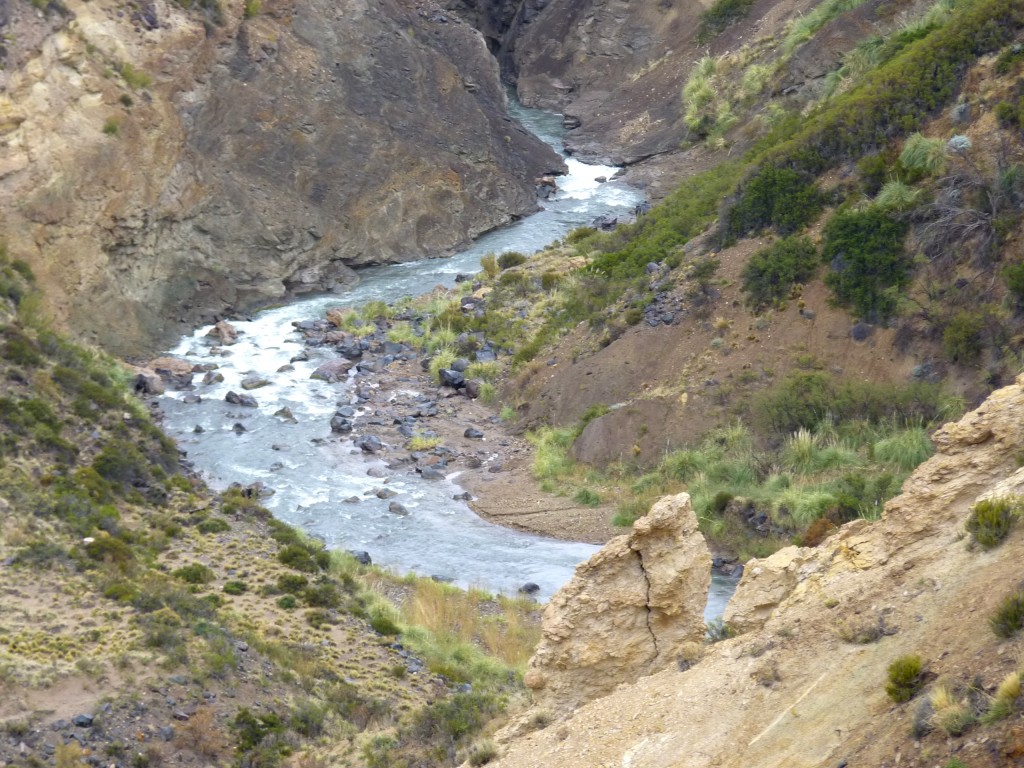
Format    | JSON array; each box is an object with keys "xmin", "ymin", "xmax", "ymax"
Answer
[
  {"xmin": 311, "ymin": 359, "xmax": 354, "ymax": 383},
  {"xmin": 225, "ymin": 391, "xmax": 258, "ymax": 408}
]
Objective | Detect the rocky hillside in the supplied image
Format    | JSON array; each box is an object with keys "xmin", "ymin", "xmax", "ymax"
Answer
[
  {"xmin": 491, "ymin": 375, "xmax": 1024, "ymax": 768},
  {"xmin": 0, "ymin": 0, "xmax": 562, "ymax": 355}
]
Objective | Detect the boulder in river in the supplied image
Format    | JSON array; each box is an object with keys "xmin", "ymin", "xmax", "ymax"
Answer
[
  {"xmin": 225, "ymin": 391, "xmax": 258, "ymax": 407},
  {"xmin": 330, "ymin": 415, "xmax": 354, "ymax": 433},
  {"xmin": 241, "ymin": 375, "xmax": 270, "ymax": 390},
  {"xmin": 388, "ymin": 501, "xmax": 409, "ymax": 516},
  {"xmin": 311, "ymin": 359, "xmax": 354, "ymax": 383},
  {"xmin": 207, "ymin": 320, "xmax": 239, "ymax": 346},
  {"xmin": 348, "ymin": 550, "xmax": 372, "ymax": 566}
]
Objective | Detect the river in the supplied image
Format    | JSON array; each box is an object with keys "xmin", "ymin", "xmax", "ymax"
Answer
[{"xmin": 157, "ymin": 98, "xmax": 739, "ymax": 618}]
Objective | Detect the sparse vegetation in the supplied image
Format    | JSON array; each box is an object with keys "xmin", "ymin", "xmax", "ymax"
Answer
[
  {"xmin": 886, "ymin": 654, "xmax": 925, "ymax": 702},
  {"xmin": 990, "ymin": 586, "xmax": 1024, "ymax": 639},
  {"xmin": 965, "ymin": 497, "xmax": 1020, "ymax": 549}
]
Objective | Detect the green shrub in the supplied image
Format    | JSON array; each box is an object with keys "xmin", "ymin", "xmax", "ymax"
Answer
[
  {"xmin": 741, "ymin": 236, "xmax": 820, "ymax": 310},
  {"xmin": 1003, "ymin": 261, "xmax": 1024, "ymax": 305},
  {"xmin": 83, "ymin": 534, "xmax": 135, "ymax": 567},
  {"xmin": 724, "ymin": 167, "xmax": 823, "ymax": 240},
  {"xmin": 942, "ymin": 312, "xmax": 985, "ymax": 364},
  {"xmin": 243, "ymin": 0, "xmax": 261, "ymax": 17},
  {"xmin": 223, "ymin": 580, "xmax": 248, "ymax": 595},
  {"xmin": 173, "ymin": 563, "xmax": 215, "ymax": 584},
  {"xmin": 989, "ymin": 587, "xmax": 1024, "ymax": 638},
  {"xmin": 276, "ymin": 595, "xmax": 297, "ymax": 610},
  {"xmin": 102, "ymin": 118, "xmax": 120, "ymax": 136},
  {"xmin": 117, "ymin": 62, "xmax": 152, "ymax": 90},
  {"xmin": 573, "ymin": 488, "xmax": 601, "ymax": 506},
  {"xmin": 368, "ymin": 606, "xmax": 401, "ymax": 636},
  {"xmin": 277, "ymin": 544, "xmax": 320, "ymax": 572},
  {"xmin": 965, "ymin": 497, "xmax": 1019, "ymax": 549},
  {"xmin": 196, "ymin": 517, "xmax": 230, "ymax": 534},
  {"xmin": 496, "ymin": 251, "xmax": 527, "ymax": 270},
  {"xmin": 302, "ymin": 581, "xmax": 342, "ymax": 608},
  {"xmin": 995, "ymin": 99, "xmax": 1023, "ymax": 128},
  {"xmin": 822, "ymin": 208, "xmax": 910, "ymax": 319},
  {"xmin": 276, "ymin": 573, "xmax": 309, "ymax": 593},
  {"xmin": 886, "ymin": 654, "xmax": 925, "ymax": 702}
]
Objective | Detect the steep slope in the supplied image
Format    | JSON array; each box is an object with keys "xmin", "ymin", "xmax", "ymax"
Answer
[
  {"xmin": 0, "ymin": 0, "xmax": 562, "ymax": 355},
  {"xmin": 491, "ymin": 376, "xmax": 1024, "ymax": 767}
]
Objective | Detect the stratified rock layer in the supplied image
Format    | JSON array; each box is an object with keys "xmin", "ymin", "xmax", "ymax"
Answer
[{"xmin": 524, "ymin": 492, "xmax": 710, "ymax": 713}]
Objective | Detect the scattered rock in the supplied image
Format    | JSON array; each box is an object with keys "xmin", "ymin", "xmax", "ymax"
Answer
[
  {"xmin": 274, "ymin": 407, "xmax": 298, "ymax": 423},
  {"xmin": 519, "ymin": 582, "xmax": 540, "ymax": 596},
  {"xmin": 464, "ymin": 427, "xmax": 484, "ymax": 439},
  {"xmin": 357, "ymin": 435, "xmax": 383, "ymax": 453},
  {"xmin": 376, "ymin": 488, "xmax": 398, "ymax": 499},
  {"xmin": 241, "ymin": 375, "xmax": 270, "ymax": 390},
  {"xmin": 71, "ymin": 714, "xmax": 94, "ymax": 728},
  {"xmin": 202, "ymin": 370, "xmax": 225, "ymax": 385},
  {"xmin": 388, "ymin": 501, "xmax": 409, "ymax": 516},
  {"xmin": 439, "ymin": 369, "xmax": 465, "ymax": 389}
]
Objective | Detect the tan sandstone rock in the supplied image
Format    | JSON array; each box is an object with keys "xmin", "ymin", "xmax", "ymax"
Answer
[
  {"xmin": 490, "ymin": 375, "xmax": 1024, "ymax": 768},
  {"xmin": 524, "ymin": 492, "xmax": 710, "ymax": 713}
]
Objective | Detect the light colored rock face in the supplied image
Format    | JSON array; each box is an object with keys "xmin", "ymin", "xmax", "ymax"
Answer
[
  {"xmin": 1, "ymin": 0, "xmax": 562, "ymax": 355},
  {"xmin": 492, "ymin": 377, "xmax": 1024, "ymax": 768},
  {"xmin": 524, "ymin": 492, "xmax": 710, "ymax": 713}
]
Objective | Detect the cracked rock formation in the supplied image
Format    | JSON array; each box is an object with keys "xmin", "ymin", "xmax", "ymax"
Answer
[{"xmin": 523, "ymin": 492, "xmax": 710, "ymax": 713}]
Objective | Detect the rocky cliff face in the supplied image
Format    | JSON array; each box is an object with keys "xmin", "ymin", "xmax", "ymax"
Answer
[
  {"xmin": 492, "ymin": 376, "xmax": 1024, "ymax": 767},
  {"xmin": 523, "ymin": 493, "xmax": 710, "ymax": 713},
  {"xmin": 0, "ymin": 0, "xmax": 562, "ymax": 355}
]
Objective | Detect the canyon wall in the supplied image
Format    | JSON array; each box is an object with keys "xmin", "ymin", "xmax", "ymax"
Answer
[{"xmin": 0, "ymin": 0, "xmax": 562, "ymax": 355}]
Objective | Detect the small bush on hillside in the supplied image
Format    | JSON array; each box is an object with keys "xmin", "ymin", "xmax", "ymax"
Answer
[
  {"xmin": 1002, "ymin": 262, "xmax": 1024, "ymax": 306},
  {"xmin": 822, "ymin": 208, "xmax": 910, "ymax": 319},
  {"xmin": 173, "ymin": 563, "xmax": 215, "ymax": 584},
  {"xmin": 497, "ymin": 251, "xmax": 527, "ymax": 270},
  {"xmin": 886, "ymin": 654, "xmax": 925, "ymax": 702},
  {"xmin": 965, "ymin": 496, "xmax": 1019, "ymax": 549},
  {"xmin": 873, "ymin": 180, "xmax": 921, "ymax": 211},
  {"xmin": 990, "ymin": 587, "xmax": 1024, "ymax": 639},
  {"xmin": 741, "ymin": 236, "xmax": 820, "ymax": 310},
  {"xmin": 942, "ymin": 311, "xmax": 985, "ymax": 364}
]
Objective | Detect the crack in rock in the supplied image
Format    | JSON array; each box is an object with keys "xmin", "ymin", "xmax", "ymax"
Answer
[{"xmin": 634, "ymin": 547, "xmax": 659, "ymax": 659}]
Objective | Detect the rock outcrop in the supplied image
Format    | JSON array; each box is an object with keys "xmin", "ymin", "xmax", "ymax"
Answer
[
  {"xmin": 1, "ymin": 0, "xmax": 563, "ymax": 355},
  {"xmin": 523, "ymin": 492, "xmax": 710, "ymax": 713},
  {"xmin": 492, "ymin": 376, "xmax": 1024, "ymax": 768}
]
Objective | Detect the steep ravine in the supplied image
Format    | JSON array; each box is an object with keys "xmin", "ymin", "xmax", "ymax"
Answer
[{"xmin": 1, "ymin": 0, "xmax": 562, "ymax": 356}]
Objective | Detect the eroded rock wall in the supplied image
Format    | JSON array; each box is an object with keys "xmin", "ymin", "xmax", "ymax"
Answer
[
  {"xmin": 0, "ymin": 0, "xmax": 563, "ymax": 355},
  {"xmin": 524, "ymin": 492, "xmax": 710, "ymax": 713}
]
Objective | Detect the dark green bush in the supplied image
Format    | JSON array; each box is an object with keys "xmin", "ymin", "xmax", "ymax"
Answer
[
  {"xmin": 223, "ymin": 580, "xmax": 248, "ymax": 595},
  {"xmin": 173, "ymin": 563, "xmax": 215, "ymax": 584},
  {"xmin": 496, "ymin": 251, "xmax": 527, "ymax": 270},
  {"xmin": 302, "ymin": 581, "xmax": 342, "ymax": 608},
  {"xmin": 93, "ymin": 439, "xmax": 151, "ymax": 490},
  {"xmin": 13, "ymin": 541, "xmax": 71, "ymax": 568},
  {"xmin": 231, "ymin": 708, "xmax": 285, "ymax": 751},
  {"xmin": 277, "ymin": 595, "xmax": 297, "ymax": 610},
  {"xmin": 697, "ymin": 0, "xmax": 756, "ymax": 43},
  {"xmin": 573, "ymin": 488, "xmax": 601, "ymax": 506},
  {"xmin": 278, "ymin": 544, "xmax": 319, "ymax": 572},
  {"xmin": 196, "ymin": 517, "xmax": 230, "ymax": 534},
  {"xmin": 84, "ymin": 534, "xmax": 135, "ymax": 567},
  {"xmin": 413, "ymin": 691, "xmax": 500, "ymax": 743},
  {"xmin": 1, "ymin": 328, "xmax": 43, "ymax": 367},
  {"xmin": 724, "ymin": 167, "xmax": 823, "ymax": 240},
  {"xmin": 965, "ymin": 497, "xmax": 1019, "ymax": 549},
  {"xmin": 885, "ymin": 654, "xmax": 925, "ymax": 702},
  {"xmin": 276, "ymin": 573, "xmax": 309, "ymax": 594},
  {"xmin": 995, "ymin": 99, "xmax": 1023, "ymax": 128},
  {"xmin": 741, "ymin": 236, "xmax": 820, "ymax": 310},
  {"xmin": 822, "ymin": 208, "xmax": 910, "ymax": 319},
  {"xmin": 990, "ymin": 587, "xmax": 1024, "ymax": 638},
  {"xmin": 857, "ymin": 152, "xmax": 894, "ymax": 196}
]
